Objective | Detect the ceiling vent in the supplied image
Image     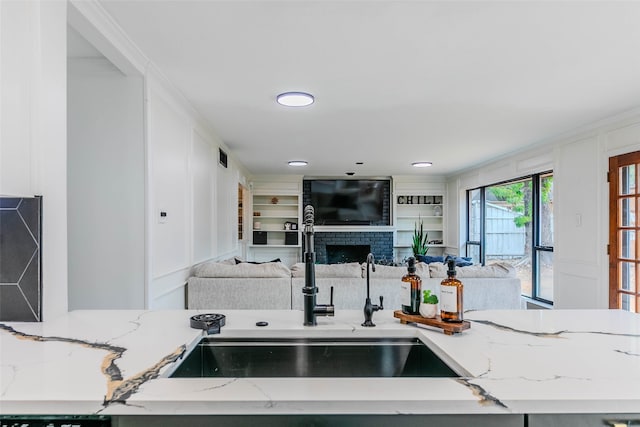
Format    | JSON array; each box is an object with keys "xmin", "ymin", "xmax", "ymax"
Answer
[{"xmin": 219, "ymin": 148, "xmax": 228, "ymax": 168}]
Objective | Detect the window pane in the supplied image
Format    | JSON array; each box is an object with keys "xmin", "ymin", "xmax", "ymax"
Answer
[
  {"xmin": 619, "ymin": 261, "xmax": 636, "ymax": 292},
  {"xmin": 466, "ymin": 243, "xmax": 480, "ymax": 264},
  {"xmin": 539, "ymin": 174, "xmax": 554, "ymax": 247},
  {"xmin": 619, "ymin": 165, "xmax": 636, "ymax": 195},
  {"xmin": 485, "ymin": 179, "xmax": 532, "ymax": 298},
  {"xmin": 537, "ymin": 250, "xmax": 553, "ymax": 301},
  {"xmin": 621, "ymin": 293, "xmax": 637, "ymax": 313},
  {"xmin": 619, "ymin": 230, "xmax": 636, "ymax": 259},
  {"xmin": 468, "ymin": 189, "xmax": 481, "ymax": 241},
  {"xmin": 619, "ymin": 197, "xmax": 636, "ymax": 227}
]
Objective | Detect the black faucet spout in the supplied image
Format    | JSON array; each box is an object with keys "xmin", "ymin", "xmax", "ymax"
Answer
[
  {"xmin": 362, "ymin": 253, "xmax": 383, "ymax": 327},
  {"xmin": 302, "ymin": 205, "xmax": 335, "ymax": 326}
]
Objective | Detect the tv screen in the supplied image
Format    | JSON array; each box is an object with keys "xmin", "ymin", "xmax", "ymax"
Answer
[{"xmin": 310, "ymin": 180, "xmax": 387, "ymax": 225}]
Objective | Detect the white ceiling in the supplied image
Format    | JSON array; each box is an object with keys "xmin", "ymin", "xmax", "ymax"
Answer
[{"xmin": 96, "ymin": 0, "xmax": 640, "ymax": 177}]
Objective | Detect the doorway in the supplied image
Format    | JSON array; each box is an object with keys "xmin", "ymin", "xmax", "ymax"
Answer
[{"xmin": 609, "ymin": 151, "xmax": 640, "ymax": 311}]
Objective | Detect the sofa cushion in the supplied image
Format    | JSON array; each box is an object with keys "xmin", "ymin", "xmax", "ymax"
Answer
[
  {"xmin": 291, "ymin": 262, "xmax": 362, "ymax": 278},
  {"xmin": 365, "ymin": 263, "xmax": 430, "ymax": 279},
  {"xmin": 429, "ymin": 262, "xmax": 516, "ymax": 278},
  {"xmin": 194, "ymin": 261, "xmax": 291, "ymax": 278}
]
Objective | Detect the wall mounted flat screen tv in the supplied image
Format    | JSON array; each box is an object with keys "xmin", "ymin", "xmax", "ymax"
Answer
[{"xmin": 310, "ymin": 179, "xmax": 387, "ymax": 225}]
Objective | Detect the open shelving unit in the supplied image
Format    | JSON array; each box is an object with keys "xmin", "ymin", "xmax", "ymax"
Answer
[
  {"xmin": 251, "ymin": 195, "xmax": 300, "ymax": 246},
  {"xmin": 393, "ymin": 194, "xmax": 445, "ymax": 260},
  {"xmin": 248, "ymin": 179, "xmax": 303, "ymax": 265}
]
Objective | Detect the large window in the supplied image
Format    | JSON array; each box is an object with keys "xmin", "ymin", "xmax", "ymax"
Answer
[{"xmin": 466, "ymin": 172, "xmax": 554, "ymax": 304}]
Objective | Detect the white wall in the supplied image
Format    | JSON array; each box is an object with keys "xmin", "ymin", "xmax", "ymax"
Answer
[
  {"xmin": 67, "ymin": 57, "xmax": 145, "ymax": 310},
  {"xmin": 0, "ymin": 0, "xmax": 248, "ymax": 314},
  {"xmin": 147, "ymin": 81, "xmax": 191, "ymax": 308},
  {"xmin": 146, "ymin": 76, "xmax": 247, "ymax": 309},
  {"xmin": 447, "ymin": 108, "xmax": 640, "ymax": 309},
  {"xmin": 0, "ymin": 0, "xmax": 68, "ymax": 319},
  {"xmin": 216, "ymin": 154, "xmax": 240, "ymax": 256},
  {"xmin": 65, "ymin": 2, "xmax": 249, "ymax": 310},
  {"xmin": 553, "ymin": 134, "xmax": 602, "ymax": 309},
  {"xmin": 191, "ymin": 130, "xmax": 217, "ymax": 264}
]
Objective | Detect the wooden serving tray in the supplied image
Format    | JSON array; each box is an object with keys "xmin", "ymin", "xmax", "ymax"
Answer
[{"xmin": 394, "ymin": 310, "xmax": 470, "ymax": 335}]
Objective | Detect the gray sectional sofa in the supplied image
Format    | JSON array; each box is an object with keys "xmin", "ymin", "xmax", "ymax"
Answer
[{"xmin": 187, "ymin": 259, "xmax": 523, "ymax": 311}]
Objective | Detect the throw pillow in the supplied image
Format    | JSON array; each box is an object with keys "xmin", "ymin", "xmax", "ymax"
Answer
[
  {"xmin": 417, "ymin": 255, "xmax": 445, "ymax": 264},
  {"xmin": 444, "ymin": 255, "xmax": 474, "ymax": 267}
]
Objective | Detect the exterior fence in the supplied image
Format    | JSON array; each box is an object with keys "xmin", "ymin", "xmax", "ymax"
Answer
[{"xmin": 471, "ymin": 202, "xmax": 526, "ymax": 259}]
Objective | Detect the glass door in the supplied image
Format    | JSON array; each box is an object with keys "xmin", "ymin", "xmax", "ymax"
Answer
[{"xmin": 609, "ymin": 151, "xmax": 640, "ymax": 311}]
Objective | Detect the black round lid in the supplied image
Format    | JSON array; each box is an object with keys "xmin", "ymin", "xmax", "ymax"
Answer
[
  {"xmin": 407, "ymin": 256, "xmax": 416, "ymax": 273},
  {"xmin": 447, "ymin": 259, "xmax": 457, "ymax": 276}
]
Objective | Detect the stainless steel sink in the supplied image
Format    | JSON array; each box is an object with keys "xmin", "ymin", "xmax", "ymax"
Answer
[{"xmin": 170, "ymin": 337, "xmax": 459, "ymax": 378}]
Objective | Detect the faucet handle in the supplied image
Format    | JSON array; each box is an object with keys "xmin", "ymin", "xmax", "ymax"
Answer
[{"xmin": 378, "ymin": 296, "xmax": 384, "ymax": 310}]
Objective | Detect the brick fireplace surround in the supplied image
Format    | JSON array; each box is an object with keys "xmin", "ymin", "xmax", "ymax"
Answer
[{"xmin": 311, "ymin": 231, "xmax": 394, "ymax": 264}]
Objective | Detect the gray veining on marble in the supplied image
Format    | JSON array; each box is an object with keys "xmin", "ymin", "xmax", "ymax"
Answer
[{"xmin": 1, "ymin": 309, "xmax": 640, "ymax": 416}]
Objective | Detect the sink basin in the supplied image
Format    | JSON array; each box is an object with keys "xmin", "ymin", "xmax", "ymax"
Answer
[{"xmin": 170, "ymin": 337, "xmax": 459, "ymax": 378}]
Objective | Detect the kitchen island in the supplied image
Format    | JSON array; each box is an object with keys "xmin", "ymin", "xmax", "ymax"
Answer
[{"xmin": 1, "ymin": 309, "xmax": 640, "ymax": 426}]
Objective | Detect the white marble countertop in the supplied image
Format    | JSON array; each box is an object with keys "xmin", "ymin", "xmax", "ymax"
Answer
[{"xmin": 1, "ymin": 308, "xmax": 640, "ymax": 416}]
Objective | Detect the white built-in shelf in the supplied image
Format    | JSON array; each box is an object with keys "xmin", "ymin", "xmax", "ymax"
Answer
[
  {"xmin": 394, "ymin": 193, "xmax": 446, "ymax": 257},
  {"xmin": 251, "ymin": 190, "xmax": 302, "ymax": 252}
]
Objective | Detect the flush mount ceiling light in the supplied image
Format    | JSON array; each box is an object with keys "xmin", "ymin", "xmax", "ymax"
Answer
[
  {"xmin": 277, "ymin": 92, "xmax": 314, "ymax": 107},
  {"xmin": 412, "ymin": 162, "xmax": 433, "ymax": 168},
  {"xmin": 288, "ymin": 160, "xmax": 308, "ymax": 167}
]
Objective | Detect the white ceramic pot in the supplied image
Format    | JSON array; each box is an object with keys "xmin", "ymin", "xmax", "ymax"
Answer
[{"xmin": 419, "ymin": 303, "xmax": 438, "ymax": 318}]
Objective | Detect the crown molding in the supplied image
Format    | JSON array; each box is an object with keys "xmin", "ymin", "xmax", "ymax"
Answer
[{"xmin": 68, "ymin": 0, "xmax": 147, "ymax": 76}]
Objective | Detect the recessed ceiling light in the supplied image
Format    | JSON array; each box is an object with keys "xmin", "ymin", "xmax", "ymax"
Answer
[
  {"xmin": 288, "ymin": 160, "xmax": 308, "ymax": 167},
  {"xmin": 277, "ymin": 92, "xmax": 314, "ymax": 107},
  {"xmin": 412, "ymin": 162, "xmax": 433, "ymax": 168}
]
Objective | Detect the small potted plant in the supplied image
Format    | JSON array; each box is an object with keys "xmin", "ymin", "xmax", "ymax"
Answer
[
  {"xmin": 420, "ymin": 289, "xmax": 438, "ymax": 318},
  {"xmin": 412, "ymin": 217, "xmax": 429, "ymax": 262}
]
